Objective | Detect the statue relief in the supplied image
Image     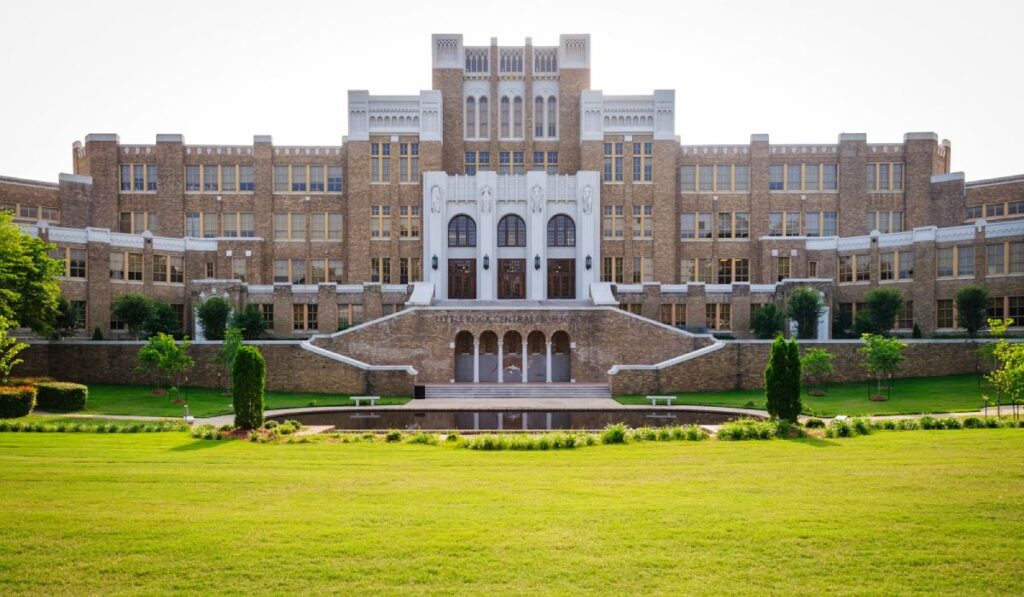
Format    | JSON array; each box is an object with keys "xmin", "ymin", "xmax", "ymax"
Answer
[
  {"xmin": 480, "ymin": 185, "xmax": 493, "ymax": 214},
  {"xmin": 582, "ymin": 184, "xmax": 593, "ymax": 214},
  {"xmin": 530, "ymin": 184, "xmax": 544, "ymax": 213},
  {"xmin": 430, "ymin": 185, "xmax": 441, "ymax": 213}
]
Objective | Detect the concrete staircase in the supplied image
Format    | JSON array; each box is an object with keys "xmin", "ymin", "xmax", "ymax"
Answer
[{"xmin": 424, "ymin": 383, "xmax": 612, "ymax": 400}]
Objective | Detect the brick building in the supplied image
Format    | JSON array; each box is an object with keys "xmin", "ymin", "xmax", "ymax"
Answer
[{"xmin": 2, "ymin": 33, "xmax": 1022, "ymax": 342}]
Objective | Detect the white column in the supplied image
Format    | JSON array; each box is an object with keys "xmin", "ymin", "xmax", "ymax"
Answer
[
  {"xmin": 521, "ymin": 336, "xmax": 529, "ymax": 383},
  {"xmin": 497, "ymin": 339, "xmax": 504, "ymax": 383},
  {"xmin": 473, "ymin": 339, "xmax": 480, "ymax": 383},
  {"xmin": 545, "ymin": 340, "xmax": 553, "ymax": 383}
]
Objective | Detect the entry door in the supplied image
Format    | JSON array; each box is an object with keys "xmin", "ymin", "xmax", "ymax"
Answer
[
  {"xmin": 547, "ymin": 259, "xmax": 576, "ymax": 299},
  {"xmin": 498, "ymin": 259, "xmax": 526, "ymax": 299},
  {"xmin": 448, "ymin": 259, "xmax": 476, "ymax": 299}
]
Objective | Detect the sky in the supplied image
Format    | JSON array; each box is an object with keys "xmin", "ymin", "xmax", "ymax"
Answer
[{"xmin": 1, "ymin": 0, "xmax": 1022, "ymax": 182}]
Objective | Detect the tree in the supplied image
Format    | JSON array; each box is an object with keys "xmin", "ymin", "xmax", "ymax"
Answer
[
  {"xmin": 955, "ymin": 286, "xmax": 990, "ymax": 339},
  {"xmin": 112, "ymin": 294, "xmax": 154, "ymax": 339},
  {"xmin": 787, "ymin": 288, "xmax": 824, "ymax": 339},
  {"xmin": 801, "ymin": 347, "xmax": 836, "ymax": 395},
  {"xmin": 987, "ymin": 331, "xmax": 1024, "ymax": 421},
  {"xmin": 136, "ymin": 333, "xmax": 195, "ymax": 395},
  {"xmin": 0, "ymin": 316, "xmax": 28, "ymax": 384},
  {"xmin": 232, "ymin": 345, "xmax": 266, "ymax": 429},
  {"xmin": 860, "ymin": 288, "xmax": 905, "ymax": 336},
  {"xmin": 0, "ymin": 211, "xmax": 63, "ymax": 334},
  {"xmin": 144, "ymin": 301, "xmax": 181, "ymax": 338},
  {"xmin": 751, "ymin": 304, "xmax": 785, "ymax": 339},
  {"xmin": 982, "ymin": 318, "xmax": 1015, "ymax": 416},
  {"xmin": 858, "ymin": 333, "xmax": 907, "ymax": 399},
  {"xmin": 218, "ymin": 327, "xmax": 244, "ymax": 391},
  {"xmin": 197, "ymin": 296, "xmax": 232, "ymax": 341},
  {"xmin": 764, "ymin": 336, "xmax": 802, "ymax": 422},
  {"xmin": 832, "ymin": 309, "xmax": 853, "ymax": 339},
  {"xmin": 231, "ymin": 304, "xmax": 266, "ymax": 340},
  {"xmin": 91, "ymin": 327, "xmax": 103, "ymax": 341},
  {"xmin": 52, "ymin": 295, "xmax": 80, "ymax": 340}
]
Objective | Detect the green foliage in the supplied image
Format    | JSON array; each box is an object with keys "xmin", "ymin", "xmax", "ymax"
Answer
[
  {"xmin": 0, "ymin": 385, "xmax": 36, "ymax": 418},
  {"xmin": 600, "ymin": 423, "xmax": 628, "ymax": 444},
  {"xmin": 858, "ymin": 334, "xmax": 907, "ymax": 397},
  {"xmin": 0, "ymin": 211, "xmax": 63, "ymax": 334},
  {"xmin": 986, "ymin": 331, "xmax": 1024, "ymax": 419},
  {"xmin": 955, "ymin": 285, "xmax": 991, "ymax": 339},
  {"xmin": 218, "ymin": 327, "xmax": 244, "ymax": 389},
  {"xmin": 136, "ymin": 333, "xmax": 195, "ymax": 393},
  {"xmin": 91, "ymin": 327, "xmax": 103, "ymax": 341},
  {"xmin": 197, "ymin": 297, "xmax": 232, "ymax": 341},
  {"xmin": 912, "ymin": 323, "xmax": 923, "ymax": 339},
  {"xmin": 787, "ymin": 287, "xmax": 824, "ymax": 339},
  {"xmin": 750, "ymin": 304, "xmax": 785, "ymax": 339},
  {"xmin": 764, "ymin": 336, "xmax": 802, "ymax": 421},
  {"xmin": 230, "ymin": 304, "xmax": 266, "ymax": 340},
  {"xmin": 0, "ymin": 419, "xmax": 188, "ymax": 433},
  {"xmin": 52, "ymin": 295, "xmax": 79, "ymax": 340},
  {"xmin": 34, "ymin": 382, "xmax": 88, "ymax": 412},
  {"xmin": 143, "ymin": 301, "xmax": 181, "ymax": 338},
  {"xmin": 112, "ymin": 294, "xmax": 154, "ymax": 339},
  {"xmin": 832, "ymin": 309, "xmax": 853, "ymax": 339},
  {"xmin": 0, "ymin": 317, "xmax": 28, "ymax": 384},
  {"xmin": 859, "ymin": 288, "xmax": 905, "ymax": 336},
  {"xmin": 717, "ymin": 418, "xmax": 787, "ymax": 440},
  {"xmin": 803, "ymin": 417, "xmax": 825, "ymax": 428},
  {"xmin": 232, "ymin": 346, "xmax": 266, "ymax": 429},
  {"xmin": 801, "ymin": 347, "xmax": 835, "ymax": 391}
]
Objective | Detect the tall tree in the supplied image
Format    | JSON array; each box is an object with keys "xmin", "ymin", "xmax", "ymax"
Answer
[
  {"xmin": 112, "ymin": 294, "xmax": 154, "ymax": 340},
  {"xmin": 197, "ymin": 296, "xmax": 232, "ymax": 341},
  {"xmin": 231, "ymin": 304, "xmax": 266, "ymax": 340},
  {"xmin": 860, "ymin": 288, "xmax": 905, "ymax": 336},
  {"xmin": 144, "ymin": 301, "xmax": 182, "ymax": 338},
  {"xmin": 787, "ymin": 288, "xmax": 824, "ymax": 339},
  {"xmin": 751, "ymin": 304, "xmax": 785, "ymax": 339},
  {"xmin": 232, "ymin": 345, "xmax": 266, "ymax": 429},
  {"xmin": 858, "ymin": 333, "xmax": 907, "ymax": 399},
  {"xmin": 218, "ymin": 327, "xmax": 244, "ymax": 392},
  {"xmin": 0, "ymin": 316, "xmax": 28, "ymax": 384},
  {"xmin": 765, "ymin": 336, "xmax": 802, "ymax": 422},
  {"xmin": 52, "ymin": 295, "xmax": 80, "ymax": 340},
  {"xmin": 0, "ymin": 211, "xmax": 63, "ymax": 334},
  {"xmin": 955, "ymin": 286, "xmax": 990, "ymax": 339}
]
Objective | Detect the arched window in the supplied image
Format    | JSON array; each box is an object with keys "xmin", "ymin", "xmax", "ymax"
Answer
[
  {"xmin": 465, "ymin": 96, "xmax": 476, "ymax": 138},
  {"xmin": 455, "ymin": 331, "xmax": 474, "ymax": 354},
  {"xmin": 534, "ymin": 96, "xmax": 544, "ymax": 137},
  {"xmin": 478, "ymin": 96, "xmax": 488, "ymax": 139},
  {"xmin": 448, "ymin": 214, "xmax": 477, "ymax": 247},
  {"xmin": 500, "ymin": 97, "xmax": 510, "ymax": 138},
  {"xmin": 547, "ymin": 96, "xmax": 557, "ymax": 137},
  {"xmin": 513, "ymin": 97, "xmax": 523, "ymax": 138},
  {"xmin": 547, "ymin": 214, "xmax": 575, "ymax": 247},
  {"xmin": 497, "ymin": 214, "xmax": 526, "ymax": 247}
]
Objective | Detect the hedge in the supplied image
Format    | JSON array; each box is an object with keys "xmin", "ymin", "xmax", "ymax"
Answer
[
  {"xmin": 0, "ymin": 386, "xmax": 37, "ymax": 418},
  {"xmin": 35, "ymin": 382, "xmax": 88, "ymax": 412}
]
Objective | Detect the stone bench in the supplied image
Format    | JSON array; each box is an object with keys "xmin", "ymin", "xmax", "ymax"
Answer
[
  {"xmin": 351, "ymin": 396, "xmax": 380, "ymax": 407},
  {"xmin": 647, "ymin": 395, "xmax": 676, "ymax": 406}
]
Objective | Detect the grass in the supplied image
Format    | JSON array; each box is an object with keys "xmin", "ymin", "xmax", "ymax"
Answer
[
  {"xmin": 56, "ymin": 384, "xmax": 411, "ymax": 418},
  {"xmin": 0, "ymin": 431, "xmax": 1022, "ymax": 594},
  {"xmin": 616, "ymin": 373, "xmax": 995, "ymax": 416}
]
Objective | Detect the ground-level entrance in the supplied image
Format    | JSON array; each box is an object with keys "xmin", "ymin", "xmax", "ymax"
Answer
[
  {"xmin": 448, "ymin": 259, "xmax": 476, "ymax": 299},
  {"xmin": 498, "ymin": 259, "xmax": 526, "ymax": 299},
  {"xmin": 452, "ymin": 329, "xmax": 570, "ymax": 383},
  {"xmin": 547, "ymin": 259, "xmax": 575, "ymax": 299}
]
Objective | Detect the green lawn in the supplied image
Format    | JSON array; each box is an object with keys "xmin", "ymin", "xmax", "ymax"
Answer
[
  {"xmin": 617, "ymin": 374, "xmax": 994, "ymax": 416},
  {"xmin": 0, "ymin": 431, "xmax": 1022, "ymax": 594},
  {"xmin": 65, "ymin": 384, "xmax": 410, "ymax": 418}
]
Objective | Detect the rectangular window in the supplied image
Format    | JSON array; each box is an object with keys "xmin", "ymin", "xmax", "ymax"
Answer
[
  {"xmin": 768, "ymin": 164, "xmax": 784, "ymax": 190},
  {"xmin": 291, "ymin": 165, "xmax": 307, "ymax": 192},
  {"xmin": 306, "ymin": 165, "xmax": 323, "ymax": 192},
  {"xmin": 400, "ymin": 143, "xmax": 419, "ymax": 182},
  {"xmin": 717, "ymin": 212, "xmax": 733, "ymax": 239},
  {"xmin": 153, "ymin": 254, "xmax": 168, "ymax": 282},
  {"xmin": 399, "ymin": 206, "xmax": 420, "ymax": 239},
  {"xmin": 604, "ymin": 143, "xmax": 624, "ymax": 182},
  {"xmin": 896, "ymin": 301, "xmax": 914, "ymax": 329},
  {"xmin": 109, "ymin": 252, "xmax": 124, "ymax": 280},
  {"xmin": 987, "ymin": 243, "xmax": 1005, "ymax": 275},
  {"xmin": 698, "ymin": 165, "xmax": 714, "ymax": 191},
  {"xmin": 804, "ymin": 212, "xmax": 821, "ymax": 237},
  {"xmin": 202, "ymin": 165, "xmax": 218, "ymax": 192},
  {"xmin": 185, "ymin": 165, "xmax": 201, "ymax": 191},
  {"xmin": 987, "ymin": 297, "xmax": 1005, "ymax": 320},
  {"xmin": 880, "ymin": 252, "xmax": 894, "ymax": 281},
  {"xmin": 533, "ymin": 151, "xmax": 558, "ymax": 174},
  {"xmin": 632, "ymin": 142, "xmax": 653, "ymax": 182},
  {"xmin": 259, "ymin": 304, "xmax": 274, "ymax": 330},
  {"xmin": 804, "ymin": 164, "xmax": 820, "ymax": 191},
  {"xmin": 705, "ymin": 304, "xmax": 731, "ymax": 331},
  {"xmin": 239, "ymin": 165, "xmax": 255, "ymax": 191},
  {"xmin": 327, "ymin": 165, "xmax": 343, "ymax": 192},
  {"xmin": 371, "ymin": 206, "xmax": 391, "ymax": 239},
  {"xmin": 221, "ymin": 165, "xmax": 236, "ymax": 191},
  {"xmin": 203, "ymin": 213, "xmax": 218, "ymax": 238},
  {"xmin": 716, "ymin": 164, "xmax": 730, "ymax": 191},
  {"xmin": 1008, "ymin": 296, "xmax": 1024, "ymax": 321},
  {"xmin": 371, "ymin": 143, "xmax": 391, "ymax": 183},
  {"xmin": 632, "ymin": 205, "xmax": 653, "ymax": 239},
  {"xmin": 866, "ymin": 164, "xmax": 877, "ymax": 191},
  {"xmin": 696, "ymin": 212, "xmax": 712, "ymax": 239},
  {"xmin": 987, "ymin": 203, "xmax": 1005, "ymax": 218},
  {"xmin": 274, "ymin": 259, "xmax": 289, "ymax": 283},
  {"xmin": 734, "ymin": 165, "xmax": 750, "ymax": 191},
  {"xmin": 786, "ymin": 163, "xmax": 802, "ymax": 191},
  {"xmin": 232, "ymin": 258, "xmax": 246, "ymax": 282},
  {"xmin": 899, "ymin": 250, "xmax": 914, "ymax": 280},
  {"xmin": 603, "ymin": 205, "xmax": 624, "ymax": 239},
  {"xmin": 735, "ymin": 212, "xmax": 750, "ymax": 238},
  {"xmin": 785, "ymin": 212, "xmax": 801, "ymax": 237},
  {"xmin": 936, "ymin": 299, "xmax": 955, "ymax": 328},
  {"xmin": 838, "ymin": 255, "xmax": 853, "ymax": 283},
  {"xmin": 274, "ymin": 165, "xmax": 289, "ymax": 192},
  {"xmin": 893, "ymin": 163, "xmax": 904, "ymax": 191},
  {"xmin": 823, "ymin": 211, "xmax": 838, "ymax": 236},
  {"xmin": 127, "ymin": 253, "xmax": 143, "ymax": 281},
  {"xmin": 808, "ymin": 261, "xmax": 819, "ymax": 277},
  {"xmin": 965, "ymin": 205, "xmax": 982, "ymax": 219},
  {"xmin": 120, "ymin": 165, "xmax": 131, "ymax": 191},
  {"xmin": 292, "ymin": 304, "xmax": 318, "ymax": 331},
  {"xmin": 679, "ymin": 165, "xmax": 696, "ymax": 192},
  {"xmin": 631, "ymin": 256, "xmax": 653, "ymax": 283},
  {"xmin": 660, "ymin": 304, "xmax": 686, "ymax": 326},
  {"xmin": 867, "ymin": 163, "xmax": 904, "ymax": 191},
  {"xmin": 768, "ymin": 212, "xmax": 783, "ymax": 237},
  {"xmin": 823, "ymin": 164, "xmax": 838, "ymax": 190},
  {"xmin": 602, "ymin": 256, "xmax": 624, "ymax": 284},
  {"xmin": 371, "ymin": 257, "xmax": 391, "ymax": 283},
  {"xmin": 777, "ymin": 256, "xmax": 791, "ymax": 281},
  {"xmin": 133, "ymin": 164, "xmax": 145, "ymax": 191}
]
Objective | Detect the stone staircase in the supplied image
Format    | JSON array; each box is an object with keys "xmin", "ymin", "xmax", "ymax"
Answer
[{"xmin": 423, "ymin": 383, "xmax": 612, "ymax": 400}]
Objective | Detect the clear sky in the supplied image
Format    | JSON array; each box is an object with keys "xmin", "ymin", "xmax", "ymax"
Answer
[{"xmin": 2, "ymin": 0, "xmax": 1021, "ymax": 182}]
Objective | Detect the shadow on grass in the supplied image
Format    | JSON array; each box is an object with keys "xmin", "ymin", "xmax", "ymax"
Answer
[
  {"xmin": 792, "ymin": 434, "xmax": 840, "ymax": 448},
  {"xmin": 170, "ymin": 439, "xmax": 232, "ymax": 452}
]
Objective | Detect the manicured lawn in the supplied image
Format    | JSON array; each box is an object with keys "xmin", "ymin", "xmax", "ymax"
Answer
[
  {"xmin": 617, "ymin": 374, "xmax": 993, "ymax": 416},
  {"xmin": 65, "ymin": 384, "xmax": 410, "ymax": 418},
  {"xmin": 0, "ymin": 431, "xmax": 1022, "ymax": 594}
]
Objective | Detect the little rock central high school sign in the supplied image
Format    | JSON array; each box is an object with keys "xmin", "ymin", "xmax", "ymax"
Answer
[{"xmin": 422, "ymin": 170, "xmax": 601, "ymax": 301}]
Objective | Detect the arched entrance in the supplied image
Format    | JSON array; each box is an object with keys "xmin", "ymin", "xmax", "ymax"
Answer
[
  {"xmin": 478, "ymin": 331, "xmax": 499, "ymax": 382},
  {"xmin": 453, "ymin": 331, "xmax": 474, "ymax": 382},
  {"xmin": 527, "ymin": 331, "xmax": 546, "ymax": 383},
  {"xmin": 502, "ymin": 331, "xmax": 523, "ymax": 383},
  {"xmin": 551, "ymin": 330, "xmax": 571, "ymax": 382}
]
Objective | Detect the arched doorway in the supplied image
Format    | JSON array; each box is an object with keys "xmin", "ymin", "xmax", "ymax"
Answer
[
  {"xmin": 454, "ymin": 331, "xmax": 474, "ymax": 382},
  {"xmin": 478, "ymin": 331, "xmax": 499, "ymax": 382},
  {"xmin": 502, "ymin": 331, "xmax": 523, "ymax": 383},
  {"xmin": 551, "ymin": 331, "xmax": 571, "ymax": 382},
  {"xmin": 527, "ymin": 331, "xmax": 546, "ymax": 383}
]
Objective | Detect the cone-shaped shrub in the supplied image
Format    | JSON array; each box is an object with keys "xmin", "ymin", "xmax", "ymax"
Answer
[
  {"xmin": 232, "ymin": 346, "xmax": 265, "ymax": 429},
  {"xmin": 765, "ymin": 336, "xmax": 802, "ymax": 422}
]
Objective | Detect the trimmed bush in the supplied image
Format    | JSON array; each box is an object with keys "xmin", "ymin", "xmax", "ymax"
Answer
[
  {"xmin": 0, "ymin": 385, "xmax": 36, "ymax": 418},
  {"xmin": 718, "ymin": 418, "xmax": 780, "ymax": 440},
  {"xmin": 600, "ymin": 423, "xmax": 627, "ymax": 444},
  {"xmin": 804, "ymin": 417, "xmax": 825, "ymax": 428},
  {"xmin": 765, "ymin": 336, "xmax": 802, "ymax": 422},
  {"xmin": 35, "ymin": 382, "xmax": 88, "ymax": 412},
  {"xmin": 231, "ymin": 346, "xmax": 266, "ymax": 429}
]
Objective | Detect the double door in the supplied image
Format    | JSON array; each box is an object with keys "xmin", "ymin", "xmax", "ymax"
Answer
[
  {"xmin": 448, "ymin": 259, "xmax": 476, "ymax": 299},
  {"xmin": 547, "ymin": 259, "xmax": 575, "ymax": 299},
  {"xmin": 498, "ymin": 259, "xmax": 526, "ymax": 300}
]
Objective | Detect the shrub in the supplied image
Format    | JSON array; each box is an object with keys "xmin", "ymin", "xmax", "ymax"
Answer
[
  {"xmin": 34, "ymin": 382, "xmax": 88, "ymax": 412},
  {"xmin": 824, "ymin": 419, "xmax": 855, "ymax": 438},
  {"xmin": 111, "ymin": 294, "xmax": 155, "ymax": 339},
  {"xmin": 912, "ymin": 323, "xmax": 923, "ymax": 339},
  {"xmin": 0, "ymin": 385, "xmax": 36, "ymax": 418},
  {"xmin": 787, "ymin": 287, "xmax": 825, "ymax": 339},
  {"xmin": 860, "ymin": 288, "xmax": 905, "ymax": 336},
  {"xmin": 144, "ymin": 301, "xmax": 182, "ymax": 338},
  {"xmin": 918, "ymin": 416, "xmax": 939, "ymax": 430},
  {"xmin": 600, "ymin": 423, "xmax": 628, "ymax": 444},
  {"xmin": 955, "ymin": 286, "xmax": 990, "ymax": 339},
  {"xmin": 197, "ymin": 296, "xmax": 232, "ymax": 341},
  {"xmin": 751, "ymin": 304, "xmax": 785, "ymax": 339},
  {"xmin": 896, "ymin": 418, "xmax": 920, "ymax": 431},
  {"xmin": 91, "ymin": 327, "xmax": 103, "ymax": 341},
  {"xmin": 718, "ymin": 418, "xmax": 779, "ymax": 440},
  {"xmin": 385, "ymin": 429, "xmax": 402, "ymax": 442},
  {"xmin": 231, "ymin": 304, "xmax": 266, "ymax": 340},
  {"xmin": 406, "ymin": 432, "xmax": 439, "ymax": 445},
  {"xmin": 851, "ymin": 418, "xmax": 872, "ymax": 435},
  {"xmin": 765, "ymin": 336, "xmax": 802, "ymax": 422},
  {"xmin": 804, "ymin": 417, "xmax": 825, "ymax": 428},
  {"xmin": 232, "ymin": 346, "xmax": 266, "ymax": 429}
]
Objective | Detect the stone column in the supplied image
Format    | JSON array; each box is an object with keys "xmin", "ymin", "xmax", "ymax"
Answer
[
  {"xmin": 473, "ymin": 338, "xmax": 480, "ymax": 383},
  {"xmin": 545, "ymin": 340, "xmax": 553, "ymax": 383},
  {"xmin": 521, "ymin": 336, "xmax": 528, "ymax": 383},
  {"xmin": 497, "ymin": 339, "xmax": 504, "ymax": 383}
]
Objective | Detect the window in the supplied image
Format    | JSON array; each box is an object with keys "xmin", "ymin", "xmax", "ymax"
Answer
[
  {"xmin": 547, "ymin": 214, "xmax": 575, "ymax": 247},
  {"xmin": 632, "ymin": 256, "xmax": 653, "ymax": 283},
  {"xmin": 289, "ymin": 165, "xmax": 307, "ymax": 192},
  {"xmin": 681, "ymin": 258, "xmax": 714, "ymax": 283},
  {"xmin": 987, "ymin": 297, "xmax": 1005, "ymax": 320},
  {"xmin": 400, "ymin": 143, "xmax": 419, "ymax": 182},
  {"xmin": 153, "ymin": 255, "xmax": 167, "ymax": 282},
  {"xmin": 705, "ymin": 304, "xmax": 731, "ymax": 330},
  {"xmin": 259, "ymin": 304, "xmax": 274, "ymax": 330},
  {"xmin": 769, "ymin": 163, "xmax": 838, "ymax": 191},
  {"xmin": 309, "ymin": 165, "xmax": 324, "ymax": 192},
  {"xmin": 716, "ymin": 212, "xmax": 750, "ymax": 239},
  {"xmin": 896, "ymin": 301, "xmax": 914, "ymax": 329},
  {"xmin": 500, "ymin": 96, "xmax": 510, "ymax": 138},
  {"xmin": 787, "ymin": 163, "xmax": 802, "ymax": 191},
  {"xmin": 203, "ymin": 165, "xmax": 219, "ymax": 191},
  {"xmin": 716, "ymin": 258, "xmax": 750, "ymax": 283},
  {"xmin": 965, "ymin": 205, "xmax": 982, "ymax": 219},
  {"xmin": 127, "ymin": 253, "xmax": 143, "ymax": 281},
  {"xmin": 602, "ymin": 206, "xmax": 624, "ymax": 239},
  {"xmin": 109, "ymin": 252, "xmax": 124, "ymax": 280},
  {"xmin": 880, "ymin": 250, "xmax": 914, "ymax": 281},
  {"xmin": 768, "ymin": 211, "xmax": 803, "ymax": 236},
  {"xmin": 1010, "ymin": 200, "xmax": 1024, "ymax": 215},
  {"xmin": 448, "ymin": 214, "xmax": 477, "ymax": 247},
  {"xmin": 70, "ymin": 300, "xmax": 86, "ymax": 329},
  {"xmin": 206, "ymin": 262, "xmax": 215, "ymax": 278},
  {"xmin": 500, "ymin": 96, "xmax": 524, "ymax": 138},
  {"xmin": 604, "ymin": 143, "xmax": 624, "ymax": 182},
  {"xmin": 513, "ymin": 96, "xmax": 523, "ymax": 138},
  {"xmin": 399, "ymin": 206, "xmax": 420, "ymax": 239},
  {"xmin": 310, "ymin": 213, "xmax": 343, "ymax": 241},
  {"xmin": 987, "ymin": 241, "xmax": 1024, "ymax": 275},
  {"xmin": 838, "ymin": 254, "xmax": 869, "ymax": 283},
  {"xmin": 371, "ymin": 257, "xmax": 391, "ymax": 283},
  {"xmin": 232, "ymin": 258, "xmax": 246, "ymax": 282},
  {"xmin": 327, "ymin": 166, "xmax": 342, "ymax": 192},
  {"xmin": 497, "ymin": 214, "xmax": 526, "ymax": 247},
  {"xmin": 1008, "ymin": 296, "xmax": 1024, "ymax": 321},
  {"xmin": 898, "ymin": 250, "xmax": 914, "ymax": 280},
  {"xmin": 823, "ymin": 164, "xmax": 838, "ymax": 190},
  {"xmin": 273, "ymin": 259, "xmax": 306, "ymax": 284},
  {"xmin": 110, "ymin": 308, "xmax": 125, "ymax": 331},
  {"xmin": 936, "ymin": 299, "xmax": 956, "ymax": 328},
  {"xmin": 937, "ymin": 245, "xmax": 974, "ymax": 277},
  {"xmin": 808, "ymin": 261, "xmax": 819, "ymax": 277},
  {"xmin": 866, "ymin": 211, "xmax": 903, "ymax": 233},
  {"xmin": 371, "ymin": 206, "xmax": 391, "ymax": 240},
  {"xmin": 498, "ymin": 151, "xmax": 525, "ymax": 175},
  {"xmin": 660, "ymin": 303, "xmax": 686, "ymax": 326},
  {"xmin": 632, "ymin": 143, "xmax": 653, "ymax": 182},
  {"xmin": 768, "ymin": 165, "xmax": 784, "ymax": 190},
  {"xmin": 535, "ymin": 96, "xmax": 557, "ymax": 138},
  {"xmin": 327, "ymin": 260, "xmax": 343, "ymax": 283},
  {"xmin": 399, "ymin": 257, "xmax": 421, "ymax": 284},
  {"xmin": 466, "ymin": 96, "xmax": 477, "ymax": 138},
  {"xmin": 371, "ymin": 142, "xmax": 391, "ymax": 182},
  {"xmin": 681, "ymin": 212, "xmax": 712, "ymax": 239},
  {"xmin": 239, "ymin": 165, "xmax": 255, "ymax": 191},
  {"xmin": 292, "ymin": 304, "xmax": 318, "ymax": 331},
  {"xmin": 632, "ymin": 205, "xmax": 653, "ymax": 239},
  {"xmin": 153, "ymin": 255, "xmax": 184, "ymax": 284},
  {"xmin": 777, "ymin": 256, "xmax": 791, "ymax": 281},
  {"xmin": 222, "ymin": 212, "xmax": 255, "ymax": 238},
  {"xmin": 273, "ymin": 213, "xmax": 305, "ymax": 240},
  {"xmin": 734, "ymin": 165, "xmax": 750, "ymax": 191},
  {"xmin": 221, "ymin": 165, "xmax": 237, "ymax": 191},
  {"xmin": 602, "ymin": 256, "xmax": 624, "ymax": 283},
  {"xmin": 202, "ymin": 213, "xmax": 218, "ymax": 238},
  {"xmin": 533, "ymin": 151, "xmax": 558, "ymax": 174},
  {"xmin": 867, "ymin": 163, "xmax": 905, "ymax": 191},
  {"xmin": 119, "ymin": 212, "xmax": 157, "ymax": 234},
  {"xmin": 698, "ymin": 165, "xmax": 713, "ymax": 191},
  {"xmin": 185, "ymin": 165, "xmax": 201, "ymax": 191},
  {"xmin": 679, "ymin": 165, "xmax": 696, "ymax": 192},
  {"xmin": 822, "ymin": 212, "xmax": 838, "ymax": 236},
  {"xmin": 119, "ymin": 164, "xmax": 157, "ymax": 192},
  {"xmin": 464, "ymin": 151, "xmax": 490, "ymax": 175}
]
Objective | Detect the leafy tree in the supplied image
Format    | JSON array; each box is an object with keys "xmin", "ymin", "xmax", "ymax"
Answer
[
  {"xmin": 52, "ymin": 295, "xmax": 80, "ymax": 340},
  {"xmin": 0, "ymin": 211, "xmax": 63, "ymax": 334},
  {"xmin": 955, "ymin": 286, "xmax": 990, "ymax": 339},
  {"xmin": 218, "ymin": 327, "xmax": 244, "ymax": 391},
  {"xmin": 232, "ymin": 345, "xmax": 266, "ymax": 429},
  {"xmin": 0, "ymin": 316, "xmax": 28, "ymax": 384},
  {"xmin": 858, "ymin": 333, "xmax": 907, "ymax": 399},
  {"xmin": 144, "ymin": 301, "xmax": 181, "ymax": 338},
  {"xmin": 751, "ymin": 304, "xmax": 785, "ymax": 339},
  {"xmin": 197, "ymin": 296, "xmax": 232, "ymax": 341},
  {"xmin": 112, "ymin": 294, "xmax": 154, "ymax": 339},
  {"xmin": 136, "ymin": 333, "xmax": 195, "ymax": 395},
  {"xmin": 981, "ymin": 318, "xmax": 1014, "ymax": 415},
  {"xmin": 787, "ymin": 288, "xmax": 824, "ymax": 339},
  {"xmin": 764, "ymin": 336, "xmax": 802, "ymax": 422},
  {"xmin": 231, "ymin": 304, "xmax": 266, "ymax": 340},
  {"xmin": 986, "ymin": 328, "xmax": 1024, "ymax": 421},
  {"xmin": 801, "ymin": 347, "xmax": 836, "ymax": 394},
  {"xmin": 861, "ymin": 288, "xmax": 905, "ymax": 336}
]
